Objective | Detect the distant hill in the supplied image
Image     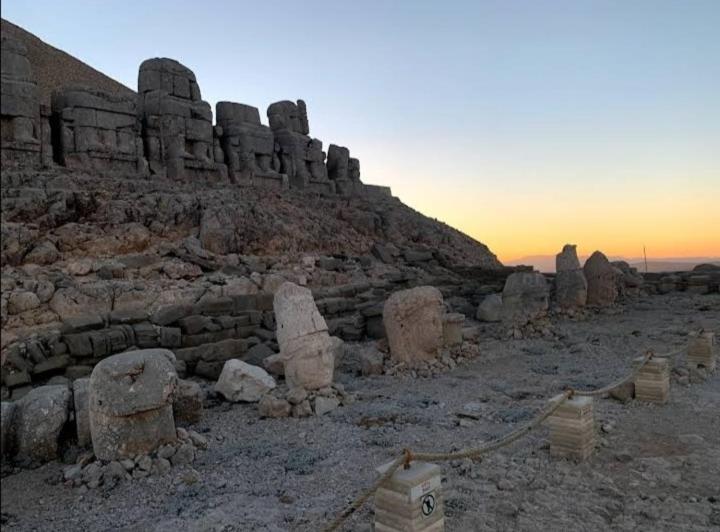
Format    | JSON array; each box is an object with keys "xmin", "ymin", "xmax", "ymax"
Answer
[
  {"xmin": 506, "ymin": 254, "xmax": 720, "ymax": 273},
  {"xmin": 1, "ymin": 17, "xmax": 134, "ymax": 106}
]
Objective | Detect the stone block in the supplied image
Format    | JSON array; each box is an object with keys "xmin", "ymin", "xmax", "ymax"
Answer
[{"xmin": 547, "ymin": 394, "xmax": 595, "ymax": 461}]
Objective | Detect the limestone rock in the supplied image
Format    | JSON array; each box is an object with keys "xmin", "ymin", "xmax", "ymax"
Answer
[
  {"xmin": 314, "ymin": 395, "xmax": 340, "ymax": 416},
  {"xmin": 263, "ymin": 353, "xmax": 285, "ymax": 376},
  {"xmin": 7, "ymin": 291, "xmax": 41, "ymax": 314},
  {"xmin": 14, "ymin": 385, "xmax": 71, "ymax": 463},
  {"xmin": 477, "ymin": 293, "xmax": 502, "ymax": 322},
  {"xmin": 214, "ymin": 359, "xmax": 276, "ymax": 402},
  {"xmin": 584, "ymin": 251, "xmax": 618, "ymax": 307},
  {"xmin": 89, "ymin": 349, "xmax": 178, "ymax": 461},
  {"xmin": 360, "ymin": 348, "xmax": 384, "ymax": 376},
  {"xmin": 383, "ymin": 286, "xmax": 444, "ymax": 367},
  {"xmin": 501, "ymin": 272, "xmax": 549, "ymax": 325},
  {"xmin": 556, "ymin": 244, "xmax": 581, "ymax": 272}
]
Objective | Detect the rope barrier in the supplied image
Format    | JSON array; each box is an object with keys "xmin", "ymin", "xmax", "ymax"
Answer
[{"xmin": 322, "ymin": 348, "xmax": 665, "ymax": 531}]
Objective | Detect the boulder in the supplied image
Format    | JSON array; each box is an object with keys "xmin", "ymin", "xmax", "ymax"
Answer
[
  {"xmin": 14, "ymin": 385, "xmax": 71, "ymax": 463},
  {"xmin": 556, "ymin": 244, "xmax": 581, "ymax": 272},
  {"xmin": 476, "ymin": 294, "xmax": 502, "ymax": 322},
  {"xmin": 501, "ymin": 272, "xmax": 549, "ymax": 324},
  {"xmin": 555, "ymin": 270, "xmax": 588, "ymax": 309},
  {"xmin": 584, "ymin": 251, "xmax": 618, "ymax": 307},
  {"xmin": 89, "ymin": 349, "xmax": 178, "ymax": 461},
  {"xmin": 73, "ymin": 377, "xmax": 91, "ymax": 447},
  {"xmin": 214, "ymin": 359, "xmax": 276, "ymax": 402},
  {"xmin": 172, "ymin": 379, "xmax": 203, "ymax": 425},
  {"xmin": 383, "ymin": 286, "xmax": 444, "ymax": 366},
  {"xmin": 359, "ymin": 348, "xmax": 384, "ymax": 376}
]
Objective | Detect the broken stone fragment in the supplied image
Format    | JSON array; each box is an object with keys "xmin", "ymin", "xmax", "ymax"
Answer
[
  {"xmin": 214, "ymin": 359, "xmax": 276, "ymax": 402},
  {"xmin": 258, "ymin": 395, "xmax": 292, "ymax": 418},
  {"xmin": 14, "ymin": 385, "xmax": 71, "ymax": 463}
]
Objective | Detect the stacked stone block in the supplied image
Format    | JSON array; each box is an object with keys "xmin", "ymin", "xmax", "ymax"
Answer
[
  {"xmin": 548, "ymin": 394, "xmax": 595, "ymax": 461},
  {"xmin": 375, "ymin": 460, "xmax": 445, "ymax": 532},
  {"xmin": 267, "ymin": 99, "xmax": 331, "ymax": 191},
  {"xmin": 216, "ymin": 101, "xmax": 286, "ymax": 187},
  {"xmin": 51, "ymin": 87, "xmax": 146, "ymax": 174},
  {"xmin": 138, "ymin": 58, "xmax": 225, "ymax": 180},
  {"xmin": 634, "ymin": 357, "xmax": 669, "ymax": 403}
]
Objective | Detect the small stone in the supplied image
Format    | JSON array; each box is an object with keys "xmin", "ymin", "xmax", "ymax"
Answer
[
  {"xmin": 286, "ymin": 387, "xmax": 308, "ymax": 405},
  {"xmin": 292, "ymin": 400, "xmax": 313, "ymax": 418},
  {"xmin": 154, "ymin": 457, "xmax": 172, "ymax": 474},
  {"xmin": 176, "ymin": 428, "xmax": 189, "ymax": 440},
  {"xmin": 497, "ymin": 479, "xmax": 514, "ymax": 491},
  {"xmin": 188, "ymin": 430, "xmax": 208, "ymax": 449},
  {"xmin": 313, "ymin": 396, "xmax": 340, "ymax": 416},
  {"xmin": 120, "ymin": 459, "xmax": 135, "ymax": 471},
  {"xmin": 258, "ymin": 395, "xmax": 292, "ymax": 418},
  {"xmin": 170, "ymin": 443, "xmax": 195, "ymax": 466},
  {"xmin": 137, "ymin": 454, "xmax": 153, "ymax": 471},
  {"xmin": 64, "ymin": 464, "xmax": 83, "ymax": 482},
  {"xmin": 157, "ymin": 444, "xmax": 176, "ymax": 459}
]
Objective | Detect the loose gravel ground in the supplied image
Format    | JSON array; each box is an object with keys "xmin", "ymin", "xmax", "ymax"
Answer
[{"xmin": 2, "ymin": 292, "xmax": 719, "ymax": 531}]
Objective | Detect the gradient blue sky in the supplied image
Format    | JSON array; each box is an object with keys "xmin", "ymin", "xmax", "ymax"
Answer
[{"xmin": 4, "ymin": 0, "xmax": 719, "ymax": 261}]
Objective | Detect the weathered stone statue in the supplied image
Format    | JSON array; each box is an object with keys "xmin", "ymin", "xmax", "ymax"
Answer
[
  {"xmin": 267, "ymin": 99, "xmax": 330, "ymax": 191},
  {"xmin": 1, "ymin": 37, "xmax": 50, "ymax": 167},
  {"xmin": 216, "ymin": 101, "xmax": 286, "ymax": 187},
  {"xmin": 137, "ymin": 58, "xmax": 225, "ymax": 180},
  {"xmin": 584, "ymin": 251, "xmax": 618, "ymax": 306},
  {"xmin": 501, "ymin": 272, "xmax": 549, "ymax": 324},
  {"xmin": 51, "ymin": 87, "xmax": 146, "ymax": 174},
  {"xmin": 327, "ymin": 143, "xmax": 362, "ymax": 195},
  {"xmin": 555, "ymin": 244, "xmax": 587, "ymax": 309}
]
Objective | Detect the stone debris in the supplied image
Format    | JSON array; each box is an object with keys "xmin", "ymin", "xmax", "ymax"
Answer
[
  {"xmin": 687, "ymin": 331, "xmax": 716, "ymax": 371},
  {"xmin": 214, "ymin": 359, "xmax": 276, "ymax": 402},
  {"xmin": 89, "ymin": 349, "xmax": 178, "ymax": 461},
  {"xmin": 383, "ymin": 286, "xmax": 444, "ymax": 367},
  {"xmin": 584, "ymin": 251, "xmax": 618, "ymax": 307},
  {"xmin": 374, "ymin": 459, "xmax": 445, "ymax": 532},
  {"xmin": 547, "ymin": 395, "xmax": 595, "ymax": 461},
  {"xmin": 257, "ymin": 383, "xmax": 353, "ymax": 418},
  {"xmin": 501, "ymin": 272, "xmax": 549, "ymax": 325},
  {"xmin": 634, "ymin": 357, "xmax": 670, "ymax": 404},
  {"xmin": 63, "ymin": 427, "xmax": 206, "ymax": 490}
]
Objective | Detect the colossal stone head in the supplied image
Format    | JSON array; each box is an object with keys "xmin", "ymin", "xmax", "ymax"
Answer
[
  {"xmin": 138, "ymin": 58, "xmax": 201, "ymax": 101},
  {"xmin": 267, "ymin": 99, "xmax": 309, "ymax": 134}
]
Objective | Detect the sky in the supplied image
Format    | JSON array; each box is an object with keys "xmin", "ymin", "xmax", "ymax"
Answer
[{"xmin": 4, "ymin": 0, "xmax": 719, "ymax": 263}]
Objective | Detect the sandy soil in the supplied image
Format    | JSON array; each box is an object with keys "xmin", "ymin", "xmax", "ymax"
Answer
[{"xmin": 2, "ymin": 292, "xmax": 719, "ymax": 531}]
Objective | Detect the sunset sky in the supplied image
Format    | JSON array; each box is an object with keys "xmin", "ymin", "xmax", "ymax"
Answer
[{"xmin": 5, "ymin": 0, "xmax": 718, "ymax": 263}]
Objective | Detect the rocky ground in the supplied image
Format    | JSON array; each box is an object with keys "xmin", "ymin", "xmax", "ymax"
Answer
[{"xmin": 1, "ymin": 291, "xmax": 718, "ymax": 531}]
